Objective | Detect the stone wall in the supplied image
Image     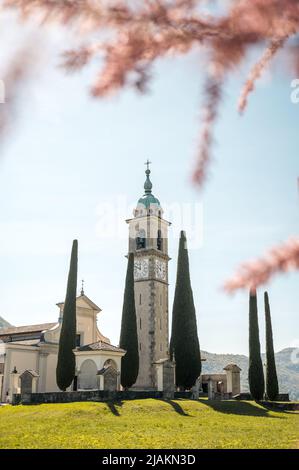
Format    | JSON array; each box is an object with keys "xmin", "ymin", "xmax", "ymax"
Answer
[
  {"xmin": 12, "ymin": 389, "xmax": 203, "ymax": 405},
  {"xmin": 13, "ymin": 390, "xmax": 164, "ymax": 405}
]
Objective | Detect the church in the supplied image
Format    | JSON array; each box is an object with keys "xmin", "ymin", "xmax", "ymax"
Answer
[
  {"xmin": 0, "ymin": 163, "xmax": 174, "ymax": 401},
  {"xmin": 0, "ymin": 164, "xmax": 242, "ymax": 402}
]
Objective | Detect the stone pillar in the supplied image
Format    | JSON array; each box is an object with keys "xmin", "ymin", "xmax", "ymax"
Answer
[
  {"xmin": 207, "ymin": 378, "xmax": 214, "ymax": 400},
  {"xmin": 198, "ymin": 375, "xmax": 203, "ymax": 392},
  {"xmin": 0, "ymin": 374, "xmax": 3, "ymax": 402},
  {"xmin": 218, "ymin": 381, "xmax": 225, "ymax": 398},
  {"xmin": 223, "ymin": 364, "xmax": 241, "ymax": 396},
  {"xmin": 98, "ymin": 375, "xmax": 104, "ymax": 391},
  {"xmin": 32, "ymin": 377, "xmax": 38, "ymax": 393},
  {"xmin": 155, "ymin": 363, "xmax": 163, "ymax": 392},
  {"xmin": 37, "ymin": 352, "xmax": 48, "ymax": 392},
  {"xmin": 154, "ymin": 359, "xmax": 175, "ymax": 398},
  {"xmin": 9, "ymin": 367, "xmax": 20, "ymax": 403},
  {"xmin": 162, "ymin": 360, "xmax": 175, "ymax": 399},
  {"xmin": 116, "ymin": 372, "xmax": 121, "ymax": 391},
  {"xmin": 191, "ymin": 377, "xmax": 201, "ymax": 400}
]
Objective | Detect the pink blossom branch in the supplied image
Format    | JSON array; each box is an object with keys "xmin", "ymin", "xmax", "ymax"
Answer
[
  {"xmin": 224, "ymin": 237, "xmax": 299, "ymax": 292},
  {"xmin": 192, "ymin": 76, "xmax": 223, "ymax": 186},
  {"xmin": 4, "ymin": 0, "xmax": 299, "ymax": 191},
  {"xmin": 238, "ymin": 36, "xmax": 288, "ymax": 113},
  {"xmin": 0, "ymin": 45, "xmax": 36, "ymax": 146}
]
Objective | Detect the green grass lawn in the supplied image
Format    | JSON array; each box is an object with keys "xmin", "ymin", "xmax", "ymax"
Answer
[{"xmin": 0, "ymin": 399, "xmax": 298, "ymax": 449}]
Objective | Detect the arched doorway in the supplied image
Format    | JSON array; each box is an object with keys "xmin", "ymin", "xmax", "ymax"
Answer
[{"xmin": 79, "ymin": 359, "xmax": 98, "ymax": 390}]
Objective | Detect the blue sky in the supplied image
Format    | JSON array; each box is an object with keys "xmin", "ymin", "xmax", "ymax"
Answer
[{"xmin": 0, "ymin": 23, "xmax": 298, "ymax": 354}]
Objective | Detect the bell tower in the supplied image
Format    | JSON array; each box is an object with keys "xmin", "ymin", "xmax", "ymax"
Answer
[{"xmin": 126, "ymin": 161, "xmax": 171, "ymax": 389}]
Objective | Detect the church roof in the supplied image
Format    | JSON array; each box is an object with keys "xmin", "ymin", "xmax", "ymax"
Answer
[
  {"xmin": 56, "ymin": 294, "xmax": 101, "ymax": 313},
  {"xmin": 77, "ymin": 341, "xmax": 125, "ymax": 353},
  {"xmin": 137, "ymin": 162, "xmax": 162, "ymax": 210},
  {"xmin": 223, "ymin": 363, "xmax": 242, "ymax": 372},
  {"xmin": 0, "ymin": 322, "xmax": 57, "ymax": 337},
  {"xmin": 138, "ymin": 193, "xmax": 161, "ymax": 208}
]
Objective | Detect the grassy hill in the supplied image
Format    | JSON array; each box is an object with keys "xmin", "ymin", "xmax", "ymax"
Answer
[
  {"xmin": 202, "ymin": 348, "xmax": 299, "ymax": 400},
  {"xmin": 0, "ymin": 399, "xmax": 298, "ymax": 449},
  {"xmin": 0, "ymin": 316, "xmax": 11, "ymax": 329}
]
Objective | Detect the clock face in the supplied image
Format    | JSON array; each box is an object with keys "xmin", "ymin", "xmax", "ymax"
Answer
[
  {"xmin": 155, "ymin": 259, "xmax": 167, "ymax": 281},
  {"xmin": 134, "ymin": 258, "xmax": 149, "ymax": 280}
]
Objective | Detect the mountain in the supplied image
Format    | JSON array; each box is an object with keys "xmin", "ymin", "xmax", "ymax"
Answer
[
  {"xmin": 201, "ymin": 348, "xmax": 299, "ymax": 401},
  {"xmin": 0, "ymin": 316, "xmax": 11, "ymax": 329}
]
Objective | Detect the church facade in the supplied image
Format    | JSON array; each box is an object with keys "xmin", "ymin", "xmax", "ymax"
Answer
[{"xmin": 0, "ymin": 294, "xmax": 125, "ymax": 402}]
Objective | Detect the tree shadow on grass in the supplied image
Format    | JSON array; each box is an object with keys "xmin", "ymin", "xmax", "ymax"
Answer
[
  {"xmin": 198, "ymin": 399, "xmax": 284, "ymax": 418},
  {"xmin": 158, "ymin": 399, "xmax": 190, "ymax": 417},
  {"xmin": 105, "ymin": 400, "xmax": 123, "ymax": 416}
]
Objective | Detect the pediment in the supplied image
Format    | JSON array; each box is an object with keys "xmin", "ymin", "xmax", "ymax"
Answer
[
  {"xmin": 57, "ymin": 295, "xmax": 102, "ymax": 313},
  {"xmin": 76, "ymin": 295, "xmax": 102, "ymax": 312}
]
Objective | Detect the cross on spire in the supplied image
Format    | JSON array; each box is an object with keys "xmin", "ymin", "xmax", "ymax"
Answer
[
  {"xmin": 144, "ymin": 159, "xmax": 153, "ymax": 194},
  {"xmin": 145, "ymin": 159, "xmax": 152, "ymax": 172},
  {"xmin": 80, "ymin": 279, "xmax": 85, "ymax": 296}
]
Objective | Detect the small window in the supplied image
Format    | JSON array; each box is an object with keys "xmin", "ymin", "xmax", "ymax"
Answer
[
  {"xmin": 139, "ymin": 343, "xmax": 142, "ymax": 351},
  {"xmin": 157, "ymin": 230, "xmax": 163, "ymax": 251},
  {"xmin": 160, "ymin": 318, "xmax": 162, "ymax": 330},
  {"xmin": 139, "ymin": 317, "xmax": 142, "ymax": 330},
  {"xmin": 139, "ymin": 294, "xmax": 142, "ymax": 305},
  {"xmin": 160, "ymin": 343, "xmax": 162, "ymax": 352},
  {"xmin": 160, "ymin": 294, "xmax": 162, "ymax": 306},
  {"xmin": 76, "ymin": 334, "xmax": 81, "ymax": 347},
  {"xmin": 136, "ymin": 229, "xmax": 146, "ymax": 250}
]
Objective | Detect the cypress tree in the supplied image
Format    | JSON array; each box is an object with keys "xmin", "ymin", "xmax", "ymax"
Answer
[
  {"xmin": 170, "ymin": 231, "xmax": 201, "ymax": 389},
  {"xmin": 56, "ymin": 239, "xmax": 78, "ymax": 391},
  {"xmin": 119, "ymin": 253, "xmax": 139, "ymax": 389},
  {"xmin": 264, "ymin": 291, "xmax": 279, "ymax": 401},
  {"xmin": 248, "ymin": 289, "xmax": 265, "ymax": 401}
]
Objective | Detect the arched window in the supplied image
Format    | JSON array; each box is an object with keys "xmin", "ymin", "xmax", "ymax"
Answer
[
  {"xmin": 157, "ymin": 229, "xmax": 163, "ymax": 251},
  {"xmin": 136, "ymin": 229, "xmax": 146, "ymax": 250}
]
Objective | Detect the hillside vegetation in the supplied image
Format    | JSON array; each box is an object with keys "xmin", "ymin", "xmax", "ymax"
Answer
[{"xmin": 0, "ymin": 317, "xmax": 11, "ymax": 329}]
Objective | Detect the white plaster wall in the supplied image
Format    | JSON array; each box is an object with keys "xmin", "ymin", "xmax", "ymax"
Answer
[
  {"xmin": 45, "ymin": 352, "xmax": 60, "ymax": 392},
  {"xmin": 2, "ymin": 347, "xmax": 39, "ymax": 401}
]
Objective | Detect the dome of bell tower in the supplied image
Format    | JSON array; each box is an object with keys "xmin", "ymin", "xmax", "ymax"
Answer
[{"xmin": 134, "ymin": 161, "xmax": 163, "ymax": 217}]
